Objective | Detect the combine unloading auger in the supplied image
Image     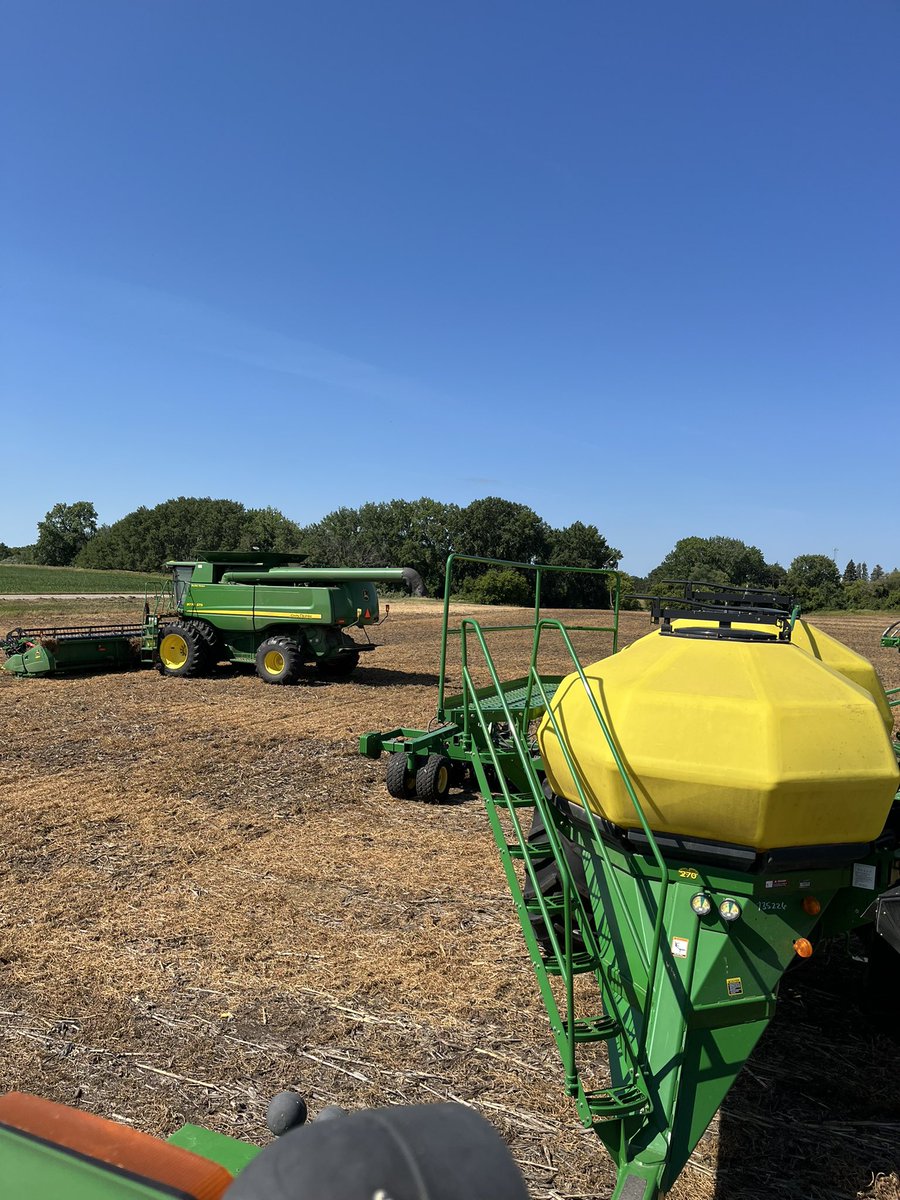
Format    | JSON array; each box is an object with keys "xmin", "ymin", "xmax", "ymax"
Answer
[{"xmin": 361, "ymin": 557, "xmax": 900, "ymax": 1200}]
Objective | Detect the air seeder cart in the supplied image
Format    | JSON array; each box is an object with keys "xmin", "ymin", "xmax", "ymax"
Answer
[{"xmin": 360, "ymin": 556, "xmax": 900, "ymax": 1200}]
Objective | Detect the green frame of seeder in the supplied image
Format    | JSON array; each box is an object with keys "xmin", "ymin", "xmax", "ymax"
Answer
[
  {"xmin": 883, "ymin": 618, "xmax": 900, "ymax": 753},
  {"xmin": 360, "ymin": 557, "xmax": 900, "ymax": 1200}
]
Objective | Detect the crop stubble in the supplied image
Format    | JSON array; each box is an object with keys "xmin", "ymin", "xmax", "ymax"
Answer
[{"xmin": 1, "ymin": 602, "xmax": 898, "ymax": 1200}]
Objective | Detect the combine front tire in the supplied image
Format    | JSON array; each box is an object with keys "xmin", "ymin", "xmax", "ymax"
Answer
[
  {"xmin": 415, "ymin": 754, "xmax": 452, "ymax": 802},
  {"xmin": 256, "ymin": 636, "xmax": 302, "ymax": 685},
  {"xmin": 386, "ymin": 753, "xmax": 417, "ymax": 799},
  {"xmin": 185, "ymin": 619, "xmax": 221, "ymax": 666},
  {"xmin": 158, "ymin": 623, "xmax": 208, "ymax": 677}
]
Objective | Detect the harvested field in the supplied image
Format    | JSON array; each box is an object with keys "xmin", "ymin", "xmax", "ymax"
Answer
[{"xmin": 1, "ymin": 599, "xmax": 898, "ymax": 1200}]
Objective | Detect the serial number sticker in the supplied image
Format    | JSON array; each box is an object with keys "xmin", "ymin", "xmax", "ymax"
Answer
[
  {"xmin": 759, "ymin": 900, "xmax": 787, "ymax": 912},
  {"xmin": 852, "ymin": 862, "xmax": 877, "ymax": 891},
  {"xmin": 671, "ymin": 936, "xmax": 689, "ymax": 959},
  {"xmin": 727, "ymin": 977, "xmax": 744, "ymax": 997},
  {"xmin": 765, "ymin": 879, "xmax": 788, "ymax": 890},
  {"xmin": 678, "ymin": 868, "xmax": 699, "ymax": 880}
]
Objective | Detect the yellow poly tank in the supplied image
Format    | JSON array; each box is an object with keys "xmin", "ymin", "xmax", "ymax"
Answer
[
  {"xmin": 671, "ymin": 618, "xmax": 895, "ymax": 737},
  {"xmin": 793, "ymin": 621, "xmax": 895, "ymax": 738},
  {"xmin": 538, "ymin": 631, "xmax": 899, "ymax": 852}
]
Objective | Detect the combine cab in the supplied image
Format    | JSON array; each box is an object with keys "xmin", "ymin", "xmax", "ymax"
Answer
[{"xmin": 361, "ymin": 557, "xmax": 900, "ymax": 1200}]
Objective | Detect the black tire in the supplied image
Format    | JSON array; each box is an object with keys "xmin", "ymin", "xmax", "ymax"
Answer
[
  {"xmin": 158, "ymin": 622, "xmax": 209, "ymax": 677},
  {"xmin": 521, "ymin": 809, "xmax": 588, "ymax": 957},
  {"xmin": 415, "ymin": 754, "xmax": 452, "ymax": 802},
  {"xmin": 255, "ymin": 635, "xmax": 303, "ymax": 685},
  {"xmin": 316, "ymin": 651, "xmax": 359, "ymax": 678},
  {"xmin": 185, "ymin": 618, "xmax": 221, "ymax": 665},
  {"xmin": 386, "ymin": 753, "xmax": 417, "ymax": 799}
]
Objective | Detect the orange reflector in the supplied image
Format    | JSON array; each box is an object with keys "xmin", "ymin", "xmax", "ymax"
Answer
[
  {"xmin": 364, "ymin": 609, "xmax": 371, "ymax": 619},
  {"xmin": 802, "ymin": 896, "xmax": 821, "ymax": 916},
  {"xmin": 793, "ymin": 938, "xmax": 814, "ymax": 958},
  {"xmin": 0, "ymin": 1093, "xmax": 233, "ymax": 1199}
]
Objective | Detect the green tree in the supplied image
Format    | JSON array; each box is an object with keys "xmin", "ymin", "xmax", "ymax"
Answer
[
  {"xmin": 647, "ymin": 536, "xmax": 774, "ymax": 594},
  {"xmin": 240, "ymin": 507, "xmax": 304, "ymax": 553},
  {"xmin": 460, "ymin": 568, "xmax": 532, "ymax": 606},
  {"xmin": 786, "ymin": 554, "xmax": 843, "ymax": 611},
  {"xmin": 543, "ymin": 521, "xmax": 621, "ymax": 607},
  {"xmin": 302, "ymin": 498, "xmax": 461, "ymax": 594},
  {"xmin": 858, "ymin": 562, "xmax": 869, "ymax": 582},
  {"xmin": 78, "ymin": 498, "xmax": 252, "ymax": 571},
  {"xmin": 842, "ymin": 559, "xmax": 858, "ymax": 584},
  {"xmin": 34, "ymin": 501, "xmax": 98, "ymax": 566},
  {"xmin": 456, "ymin": 498, "xmax": 551, "ymax": 574},
  {"xmin": 872, "ymin": 564, "xmax": 885, "ymax": 581}
]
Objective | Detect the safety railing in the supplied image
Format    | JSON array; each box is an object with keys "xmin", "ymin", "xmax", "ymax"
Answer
[
  {"xmin": 437, "ymin": 554, "xmax": 622, "ymax": 720},
  {"xmin": 457, "ymin": 612, "xmax": 670, "ymax": 1105}
]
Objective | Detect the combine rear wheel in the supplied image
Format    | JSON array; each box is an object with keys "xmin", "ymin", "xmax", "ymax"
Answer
[
  {"xmin": 386, "ymin": 753, "xmax": 417, "ymax": 799},
  {"xmin": 158, "ymin": 622, "xmax": 208, "ymax": 677},
  {"xmin": 256, "ymin": 636, "xmax": 303, "ymax": 684}
]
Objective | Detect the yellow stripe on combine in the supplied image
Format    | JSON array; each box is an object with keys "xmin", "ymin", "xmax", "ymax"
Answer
[{"xmin": 184, "ymin": 606, "xmax": 322, "ymax": 620}]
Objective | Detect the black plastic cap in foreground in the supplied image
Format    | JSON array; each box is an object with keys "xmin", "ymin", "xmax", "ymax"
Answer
[{"xmin": 226, "ymin": 1102, "xmax": 529, "ymax": 1200}]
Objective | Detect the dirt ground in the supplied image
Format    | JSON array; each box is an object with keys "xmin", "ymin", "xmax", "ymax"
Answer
[{"xmin": 1, "ymin": 600, "xmax": 898, "ymax": 1200}]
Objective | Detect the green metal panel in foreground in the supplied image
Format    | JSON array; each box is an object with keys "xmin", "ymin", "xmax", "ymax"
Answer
[
  {"xmin": 0, "ymin": 1127, "xmax": 174, "ymax": 1199},
  {"xmin": 167, "ymin": 1123, "xmax": 261, "ymax": 1174}
]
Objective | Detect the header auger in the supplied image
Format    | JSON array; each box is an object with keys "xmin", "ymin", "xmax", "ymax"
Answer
[{"xmin": 360, "ymin": 556, "xmax": 900, "ymax": 1200}]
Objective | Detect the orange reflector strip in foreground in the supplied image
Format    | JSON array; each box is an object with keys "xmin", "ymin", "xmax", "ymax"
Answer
[{"xmin": 0, "ymin": 1093, "xmax": 233, "ymax": 1200}]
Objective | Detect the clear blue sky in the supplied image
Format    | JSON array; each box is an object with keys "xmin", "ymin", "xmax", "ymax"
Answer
[{"xmin": 2, "ymin": 1, "xmax": 897, "ymax": 575}]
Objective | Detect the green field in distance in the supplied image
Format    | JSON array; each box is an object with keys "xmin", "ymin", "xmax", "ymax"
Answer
[{"xmin": 0, "ymin": 563, "xmax": 165, "ymax": 593}]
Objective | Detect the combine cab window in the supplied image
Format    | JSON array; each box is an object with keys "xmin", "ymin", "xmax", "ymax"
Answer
[{"xmin": 172, "ymin": 566, "xmax": 195, "ymax": 607}]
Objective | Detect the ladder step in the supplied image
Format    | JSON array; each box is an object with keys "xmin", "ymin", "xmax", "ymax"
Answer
[
  {"xmin": 506, "ymin": 840, "xmax": 551, "ymax": 859},
  {"xmin": 544, "ymin": 950, "xmax": 599, "ymax": 976},
  {"xmin": 505, "ymin": 792, "xmax": 538, "ymax": 808},
  {"xmin": 583, "ymin": 1083, "xmax": 648, "ymax": 1120},
  {"xmin": 524, "ymin": 894, "xmax": 565, "ymax": 915},
  {"xmin": 563, "ymin": 1014, "xmax": 620, "ymax": 1043}
]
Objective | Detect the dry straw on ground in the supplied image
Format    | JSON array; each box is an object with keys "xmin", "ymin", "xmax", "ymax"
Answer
[{"xmin": 1, "ymin": 602, "xmax": 898, "ymax": 1199}]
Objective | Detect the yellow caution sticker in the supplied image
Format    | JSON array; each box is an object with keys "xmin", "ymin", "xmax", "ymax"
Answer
[
  {"xmin": 671, "ymin": 936, "xmax": 689, "ymax": 959},
  {"xmin": 727, "ymin": 977, "xmax": 744, "ymax": 997}
]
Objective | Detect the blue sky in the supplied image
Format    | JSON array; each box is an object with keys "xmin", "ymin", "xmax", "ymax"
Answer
[{"xmin": 2, "ymin": 1, "xmax": 897, "ymax": 575}]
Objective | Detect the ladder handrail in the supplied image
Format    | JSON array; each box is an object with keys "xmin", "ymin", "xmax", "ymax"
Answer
[
  {"xmin": 438, "ymin": 554, "xmax": 622, "ymax": 718},
  {"xmin": 456, "ymin": 629, "xmax": 647, "ymax": 1113},
  {"xmin": 458, "ymin": 615, "xmax": 664, "ymax": 1073},
  {"xmin": 458, "ymin": 613, "xmax": 670, "ymax": 1065}
]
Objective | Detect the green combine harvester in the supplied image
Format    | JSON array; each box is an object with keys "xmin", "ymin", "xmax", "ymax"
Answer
[
  {"xmin": 360, "ymin": 555, "xmax": 900, "ymax": 1200},
  {"xmin": 1, "ymin": 552, "xmax": 424, "ymax": 682},
  {"xmin": 0, "ymin": 1088, "xmax": 527, "ymax": 1199}
]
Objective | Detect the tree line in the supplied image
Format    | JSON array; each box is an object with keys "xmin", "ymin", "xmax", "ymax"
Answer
[{"xmin": 2, "ymin": 498, "xmax": 897, "ymax": 612}]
